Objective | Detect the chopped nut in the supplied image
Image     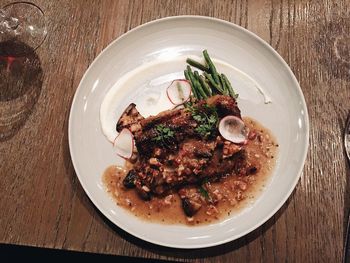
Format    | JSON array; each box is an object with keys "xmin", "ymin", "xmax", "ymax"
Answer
[
  {"xmin": 236, "ymin": 191, "xmax": 244, "ymax": 201},
  {"xmin": 149, "ymin": 158, "xmax": 160, "ymax": 166},
  {"xmin": 212, "ymin": 189, "xmax": 223, "ymax": 201},
  {"xmin": 154, "ymin": 148, "xmax": 162, "ymax": 157},
  {"xmin": 193, "ymin": 168, "xmax": 201, "ymax": 174},
  {"xmin": 164, "ymin": 195, "xmax": 173, "ymax": 205},
  {"xmin": 177, "ymin": 164, "xmax": 185, "ymax": 175},
  {"xmin": 199, "ymin": 159, "xmax": 206, "ymax": 165},
  {"xmin": 125, "ymin": 198, "xmax": 132, "ymax": 206},
  {"xmin": 223, "ymin": 143, "xmax": 241, "ymax": 158},
  {"xmin": 142, "ymin": 185, "xmax": 150, "ymax": 192},
  {"xmin": 165, "ymin": 176, "xmax": 173, "ymax": 183},
  {"xmin": 238, "ymin": 181, "xmax": 247, "ymax": 191},
  {"xmin": 248, "ymin": 131, "xmax": 257, "ymax": 140},
  {"xmin": 187, "ymin": 217, "xmax": 194, "ymax": 222},
  {"xmin": 229, "ymin": 198, "xmax": 237, "ymax": 206},
  {"xmin": 178, "ymin": 189, "xmax": 186, "ymax": 198},
  {"xmin": 206, "ymin": 205, "xmax": 219, "ymax": 215}
]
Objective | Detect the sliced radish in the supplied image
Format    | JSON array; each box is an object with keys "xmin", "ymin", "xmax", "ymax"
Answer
[
  {"xmin": 113, "ymin": 128, "xmax": 134, "ymax": 159},
  {"xmin": 219, "ymin": 116, "xmax": 248, "ymax": 144},
  {"xmin": 166, "ymin": 79, "xmax": 191, "ymax": 105}
]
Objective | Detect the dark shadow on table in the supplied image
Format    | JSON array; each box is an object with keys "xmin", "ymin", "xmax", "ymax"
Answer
[
  {"xmin": 0, "ymin": 244, "xmax": 176, "ymax": 262},
  {"xmin": 0, "ymin": 40, "xmax": 43, "ymax": 142}
]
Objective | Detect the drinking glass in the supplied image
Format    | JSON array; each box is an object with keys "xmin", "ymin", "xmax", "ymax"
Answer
[{"xmin": 0, "ymin": 2, "xmax": 46, "ymax": 141}]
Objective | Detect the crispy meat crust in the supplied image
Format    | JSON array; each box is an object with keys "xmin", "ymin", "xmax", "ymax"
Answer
[{"xmin": 118, "ymin": 95, "xmax": 254, "ymax": 216}]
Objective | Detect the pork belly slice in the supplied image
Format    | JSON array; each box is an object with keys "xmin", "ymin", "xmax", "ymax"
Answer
[
  {"xmin": 132, "ymin": 95, "xmax": 241, "ymax": 157},
  {"xmin": 119, "ymin": 95, "xmax": 247, "ymax": 216}
]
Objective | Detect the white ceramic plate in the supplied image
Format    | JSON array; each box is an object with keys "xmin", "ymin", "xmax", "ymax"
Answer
[{"xmin": 69, "ymin": 16, "xmax": 309, "ymax": 249}]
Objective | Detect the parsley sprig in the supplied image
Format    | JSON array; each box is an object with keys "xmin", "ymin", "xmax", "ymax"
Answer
[
  {"xmin": 198, "ymin": 178, "xmax": 213, "ymax": 202},
  {"xmin": 152, "ymin": 124, "xmax": 175, "ymax": 145},
  {"xmin": 198, "ymin": 186, "xmax": 210, "ymax": 200},
  {"xmin": 187, "ymin": 103, "xmax": 218, "ymax": 138}
]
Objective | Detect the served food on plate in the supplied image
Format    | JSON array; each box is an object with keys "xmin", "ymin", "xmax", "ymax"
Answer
[{"xmin": 102, "ymin": 50, "xmax": 278, "ymax": 225}]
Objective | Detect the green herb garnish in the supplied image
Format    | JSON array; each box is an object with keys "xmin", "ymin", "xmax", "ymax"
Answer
[
  {"xmin": 152, "ymin": 124, "xmax": 175, "ymax": 145},
  {"xmin": 187, "ymin": 104, "xmax": 218, "ymax": 138},
  {"xmin": 199, "ymin": 186, "xmax": 210, "ymax": 200},
  {"xmin": 198, "ymin": 179, "xmax": 213, "ymax": 202}
]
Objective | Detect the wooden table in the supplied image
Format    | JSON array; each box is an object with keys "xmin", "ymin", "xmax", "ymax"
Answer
[{"xmin": 1, "ymin": 0, "xmax": 349, "ymax": 261}]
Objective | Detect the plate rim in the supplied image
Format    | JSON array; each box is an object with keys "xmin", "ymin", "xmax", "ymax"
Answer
[{"xmin": 68, "ymin": 15, "xmax": 309, "ymax": 249}]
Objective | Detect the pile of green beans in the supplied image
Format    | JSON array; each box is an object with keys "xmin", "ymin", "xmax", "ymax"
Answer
[{"xmin": 184, "ymin": 50, "xmax": 238, "ymax": 100}]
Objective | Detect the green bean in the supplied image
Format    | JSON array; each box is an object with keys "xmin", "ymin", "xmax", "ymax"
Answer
[
  {"xmin": 199, "ymin": 75, "xmax": 212, "ymax": 96},
  {"xmin": 188, "ymin": 67, "xmax": 205, "ymax": 99},
  {"xmin": 221, "ymin": 73, "xmax": 238, "ymax": 98},
  {"xmin": 185, "ymin": 51, "xmax": 238, "ymax": 100},
  {"xmin": 219, "ymin": 74, "xmax": 229, "ymax": 96},
  {"xmin": 184, "ymin": 69, "xmax": 190, "ymax": 81},
  {"xmin": 186, "ymin": 58, "xmax": 209, "ymax": 72},
  {"xmin": 203, "ymin": 72, "xmax": 225, "ymax": 94},
  {"xmin": 186, "ymin": 66, "xmax": 200, "ymax": 99},
  {"xmin": 193, "ymin": 71, "xmax": 208, "ymax": 99},
  {"xmin": 184, "ymin": 70, "xmax": 198, "ymax": 99},
  {"xmin": 203, "ymin": 50, "xmax": 221, "ymax": 86}
]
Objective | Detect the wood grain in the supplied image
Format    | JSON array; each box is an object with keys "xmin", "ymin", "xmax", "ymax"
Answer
[{"xmin": 0, "ymin": 0, "xmax": 349, "ymax": 262}]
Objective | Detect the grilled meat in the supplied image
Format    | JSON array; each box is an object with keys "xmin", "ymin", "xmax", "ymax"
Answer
[
  {"xmin": 132, "ymin": 95, "xmax": 241, "ymax": 157},
  {"xmin": 118, "ymin": 95, "xmax": 251, "ymax": 216},
  {"xmin": 116, "ymin": 103, "xmax": 144, "ymax": 133}
]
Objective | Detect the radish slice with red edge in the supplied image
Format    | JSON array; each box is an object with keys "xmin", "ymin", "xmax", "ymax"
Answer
[
  {"xmin": 166, "ymin": 79, "xmax": 191, "ymax": 105},
  {"xmin": 219, "ymin": 116, "xmax": 248, "ymax": 144},
  {"xmin": 113, "ymin": 128, "xmax": 134, "ymax": 159}
]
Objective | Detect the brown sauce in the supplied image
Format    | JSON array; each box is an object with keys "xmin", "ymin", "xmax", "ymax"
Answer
[{"xmin": 102, "ymin": 117, "xmax": 278, "ymax": 225}]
